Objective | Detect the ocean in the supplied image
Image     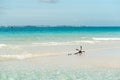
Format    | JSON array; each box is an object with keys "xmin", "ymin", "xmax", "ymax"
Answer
[
  {"xmin": 0, "ymin": 26, "xmax": 120, "ymax": 53},
  {"xmin": 0, "ymin": 26, "xmax": 120, "ymax": 80},
  {"xmin": 0, "ymin": 26, "xmax": 120, "ymax": 56},
  {"xmin": 0, "ymin": 27, "xmax": 120, "ymax": 44},
  {"xmin": 0, "ymin": 26, "xmax": 120, "ymax": 57}
]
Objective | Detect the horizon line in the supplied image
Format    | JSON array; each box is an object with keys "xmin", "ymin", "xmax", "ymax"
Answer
[{"xmin": 0, "ymin": 25, "xmax": 120, "ymax": 27}]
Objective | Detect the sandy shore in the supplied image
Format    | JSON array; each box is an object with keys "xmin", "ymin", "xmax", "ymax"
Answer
[
  {"xmin": 26, "ymin": 55, "xmax": 120, "ymax": 68},
  {"xmin": 0, "ymin": 53, "xmax": 120, "ymax": 70},
  {"xmin": 0, "ymin": 41, "xmax": 120, "ymax": 69},
  {"xmin": 0, "ymin": 41, "xmax": 120, "ymax": 80}
]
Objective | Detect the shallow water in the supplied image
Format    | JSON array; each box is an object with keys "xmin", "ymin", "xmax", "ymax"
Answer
[
  {"xmin": 0, "ymin": 27, "xmax": 120, "ymax": 57},
  {"xmin": 0, "ymin": 27, "xmax": 120, "ymax": 80},
  {"xmin": 0, "ymin": 68, "xmax": 120, "ymax": 80}
]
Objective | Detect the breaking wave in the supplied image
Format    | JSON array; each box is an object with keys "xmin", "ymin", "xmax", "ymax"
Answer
[
  {"xmin": 92, "ymin": 37, "xmax": 120, "ymax": 41},
  {"xmin": 33, "ymin": 41, "xmax": 95, "ymax": 46},
  {"xmin": 32, "ymin": 37, "xmax": 120, "ymax": 46},
  {"xmin": 0, "ymin": 44, "xmax": 7, "ymax": 48},
  {"xmin": 0, "ymin": 54, "xmax": 33, "ymax": 60}
]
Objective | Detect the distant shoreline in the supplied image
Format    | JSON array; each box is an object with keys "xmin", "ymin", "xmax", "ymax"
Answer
[{"xmin": 0, "ymin": 25, "xmax": 120, "ymax": 28}]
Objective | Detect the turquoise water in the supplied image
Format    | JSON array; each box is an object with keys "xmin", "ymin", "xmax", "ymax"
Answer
[
  {"xmin": 0, "ymin": 26, "xmax": 120, "ymax": 56},
  {"xmin": 0, "ymin": 27, "xmax": 120, "ymax": 80},
  {"xmin": 0, "ymin": 68, "xmax": 120, "ymax": 80},
  {"xmin": 0, "ymin": 27, "xmax": 120, "ymax": 44}
]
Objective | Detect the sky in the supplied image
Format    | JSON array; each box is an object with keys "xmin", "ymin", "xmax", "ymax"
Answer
[{"xmin": 0, "ymin": 0, "xmax": 120, "ymax": 26}]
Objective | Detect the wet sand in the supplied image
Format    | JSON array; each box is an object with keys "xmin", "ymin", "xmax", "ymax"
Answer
[
  {"xmin": 0, "ymin": 41, "xmax": 120, "ymax": 80},
  {"xmin": 0, "ymin": 41, "xmax": 120, "ymax": 69}
]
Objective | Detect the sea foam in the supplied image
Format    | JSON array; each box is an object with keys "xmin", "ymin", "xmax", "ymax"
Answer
[
  {"xmin": 33, "ymin": 41, "xmax": 95, "ymax": 46},
  {"xmin": 93, "ymin": 38, "xmax": 120, "ymax": 41},
  {"xmin": 0, "ymin": 44, "xmax": 7, "ymax": 48},
  {"xmin": 0, "ymin": 54, "xmax": 33, "ymax": 60},
  {"xmin": 32, "ymin": 37, "xmax": 120, "ymax": 46}
]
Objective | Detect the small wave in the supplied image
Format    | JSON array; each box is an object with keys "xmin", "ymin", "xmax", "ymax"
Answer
[
  {"xmin": 0, "ymin": 44, "xmax": 7, "ymax": 48},
  {"xmin": 0, "ymin": 54, "xmax": 33, "ymax": 60},
  {"xmin": 93, "ymin": 38, "xmax": 120, "ymax": 41},
  {"xmin": 33, "ymin": 41, "xmax": 95, "ymax": 46}
]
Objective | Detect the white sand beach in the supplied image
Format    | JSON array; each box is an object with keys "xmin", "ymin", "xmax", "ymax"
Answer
[
  {"xmin": 0, "ymin": 41, "xmax": 120, "ymax": 80},
  {"xmin": 0, "ymin": 41, "xmax": 120, "ymax": 68}
]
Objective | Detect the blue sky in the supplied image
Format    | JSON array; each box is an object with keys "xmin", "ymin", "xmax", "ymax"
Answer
[{"xmin": 0, "ymin": 0, "xmax": 120, "ymax": 26}]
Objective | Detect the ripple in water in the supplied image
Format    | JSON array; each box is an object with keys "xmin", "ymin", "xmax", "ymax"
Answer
[{"xmin": 0, "ymin": 68, "xmax": 120, "ymax": 80}]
